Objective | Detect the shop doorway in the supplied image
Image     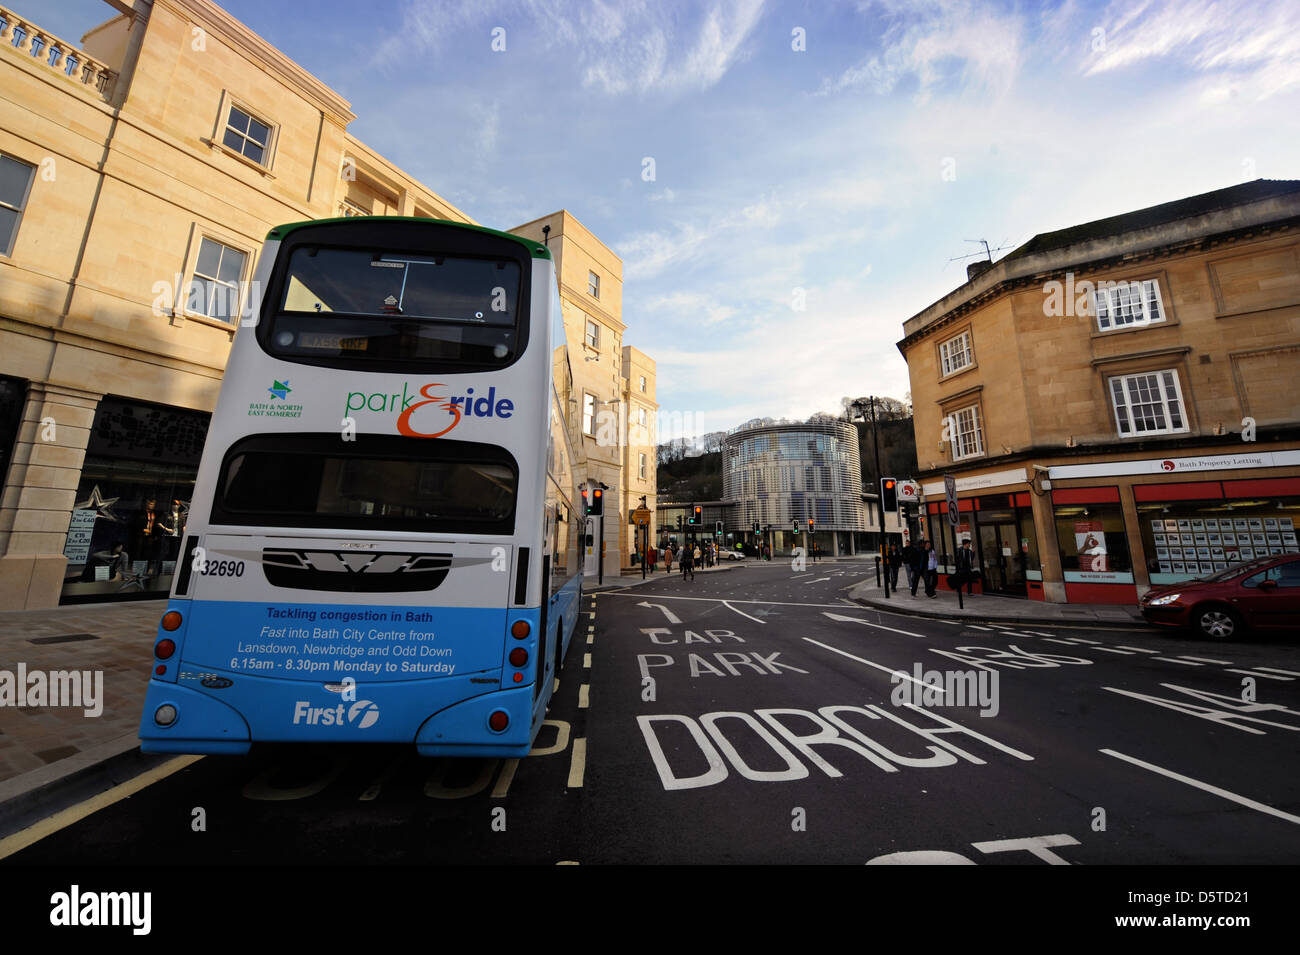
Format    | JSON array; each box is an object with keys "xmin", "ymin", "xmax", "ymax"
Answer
[{"xmin": 976, "ymin": 512, "xmax": 1028, "ymax": 597}]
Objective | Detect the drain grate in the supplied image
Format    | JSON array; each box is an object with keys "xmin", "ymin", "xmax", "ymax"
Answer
[{"xmin": 29, "ymin": 633, "xmax": 101, "ymax": 645}]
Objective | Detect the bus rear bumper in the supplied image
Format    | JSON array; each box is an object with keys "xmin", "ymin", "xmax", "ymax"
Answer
[
  {"xmin": 139, "ymin": 681, "xmax": 252, "ymax": 755},
  {"xmin": 415, "ymin": 685, "xmax": 537, "ymax": 757}
]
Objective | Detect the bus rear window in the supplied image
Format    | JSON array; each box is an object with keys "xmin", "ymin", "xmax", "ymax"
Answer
[
  {"xmin": 266, "ymin": 246, "xmax": 522, "ymax": 366},
  {"xmin": 211, "ymin": 434, "xmax": 517, "ymax": 534}
]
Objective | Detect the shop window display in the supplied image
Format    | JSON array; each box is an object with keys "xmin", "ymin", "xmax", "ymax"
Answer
[
  {"xmin": 1138, "ymin": 498, "xmax": 1300, "ymax": 585},
  {"xmin": 1053, "ymin": 502, "xmax": 1134, "ymax": 583}
]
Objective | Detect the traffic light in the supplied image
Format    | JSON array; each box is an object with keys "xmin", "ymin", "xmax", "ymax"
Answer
[
  {"xmin": 791, "ymin": 520, "xmax": 799, "ymax": 535},
  {"xmin": 676, "ymin": 515, "xmax": 683, "ymax": 530},
  {"xmin": 881, "ymin": 477, "xmax": 898, "ymax": 512},
  {"xmin": 589, "ymin": 486, "xmax": 604, "ymax": 516},
  {"xmin": 808, "ymin": 518, "xmax": 814, "ymax": 533},
  {"xmin": 752, "ymin": 522, "xmax": 761, "ymax": 536},
  {"xmin": 715, "ymin": 520, "xmax": 723, "ymax": 536},
  {"xmin": 580, "ymin": 487, "xmax": 589, "ymax": 514},
  {"xmin": 688, "ymin": 504, "xmax": 702, "ymax": 525}
]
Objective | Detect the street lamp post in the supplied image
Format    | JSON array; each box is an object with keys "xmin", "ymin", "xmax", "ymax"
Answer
[{"xmin": 852, "ymin": 398, "xmax": 890, "ymax": 599}]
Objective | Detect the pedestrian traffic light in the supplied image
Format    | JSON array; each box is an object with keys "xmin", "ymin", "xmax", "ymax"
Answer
[
  {"xmin": 792, "ymin": 520, "xmax": 799, "ymax": 535},
  {"xmin": 881, "ymin": 477, "xmax": 898, "ymax": 512},
  {"xmin": 752, "ymin": 522, "xmax": 761, "ymax": 536}
]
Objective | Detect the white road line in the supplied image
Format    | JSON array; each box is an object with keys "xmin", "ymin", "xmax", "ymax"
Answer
[
  {"xmin": 1153, "ymin": 657, "xmax": 1202, "ymax": 666},
  {"xmin": 1177, "ymin": 656, "xmax": 1233, "ymax": 665},
  {"xmin": 1022, "ymin": 630, "xmax": 1056, "ymax": 637},
  {"xmin": 791, "ymin": 574, "xmax": 814, "ymax": 579},
  {"xmin": 1256, "ymin": 667, "xmax": 1300, "ymax": 677},
  {"xmin": 0, "ymin": 755, "xmax": 203, "ymax": 860},
  {"xmin": 722, "ymin": 600, "xmax": 767, "ymax": 625},
  {"xmin": 802, "ymin": 577, "xmax": 832, "ymax": 585},
  {"xmin": 968, "ymin": 625, "xmax": 994, "ymax": 631},
  {"xmin": 1116, "ymin": 645, "xmax": 1158, "ymax": 653},
  {"xmin": 567, "ymin": 737, "xmax": 587, "ymax": 788},
  {"xmin": 988, "ymin": 624, "xmax": 1016, "ymax": 629},
  {"xmin": 1227, "ymin": 668, "xmax": 1294, "ymax": 681},
  {"xmin": 553, "ymin": 678, "xmax": 559, "ymax": 693},
  {"xmin": 1100, "ymin": 749, "xmax": 1300, "ymax": 826},
  {"xmin": 821, "ymin": 612, "xmax": 928, "ymax": 638},
  {"xmin": 604, "ymin": 592, "xmax": 905, "ymax": 610},
  {"xmin": 579, "ymin": 684, "xmax": 590, "ymax": 708},
  {"xmin": 1043, "ymin": 638, "xmax": 1079, "ymax": 646},
  {"xmin": 802, "ymin": 638, "xmax": 944, "ymax": 693},
  {"xmin": 1063, "ymin": 637, "xmax": 1102, "ymax": 644},
  {"xmin": 936, "ymin": 620, "xmax": 962, "ymax": 625},
  {"xmin": 1093, "ymin": 646, "xmax": 1136, "ymax": 655}
]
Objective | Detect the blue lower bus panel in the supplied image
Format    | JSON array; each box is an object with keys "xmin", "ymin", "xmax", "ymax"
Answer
[{"xmin": 138, "ymin": 599, "xmax": 544, "ymax": 755}]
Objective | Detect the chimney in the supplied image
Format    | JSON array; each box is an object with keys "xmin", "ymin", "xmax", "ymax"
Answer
[{"xmin": 967, "ymin": 260, "xmax": 993, "ymax": 281}]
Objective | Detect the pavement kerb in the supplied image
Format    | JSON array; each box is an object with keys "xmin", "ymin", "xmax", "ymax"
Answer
[
  {"xmin": 848, "ymin": 586, "xmax": 1149, "ymax": 630},
  {"xmin": 0, "ymin": 733, "xmax": 163, "ymax": 840}
]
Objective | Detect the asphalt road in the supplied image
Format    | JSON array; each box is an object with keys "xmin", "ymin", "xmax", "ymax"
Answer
[{"xmin": 6, "ymin": 558, "xmax": 1300, "ymax": 865}]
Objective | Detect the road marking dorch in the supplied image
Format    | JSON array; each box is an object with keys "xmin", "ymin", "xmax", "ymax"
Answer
[{"xmin": 637, "ymin": 601, "xmax": 681, "ymax": 625}]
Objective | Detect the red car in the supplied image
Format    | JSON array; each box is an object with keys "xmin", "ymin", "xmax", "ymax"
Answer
[{"xmin": 1140, "ymin": 554, "xmax": 1300, "ymax": 639}]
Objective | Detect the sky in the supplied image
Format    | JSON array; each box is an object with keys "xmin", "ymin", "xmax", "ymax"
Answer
[{"xmin": 36, "ymin": 0, "xmax": 1300, "ymax": 439}]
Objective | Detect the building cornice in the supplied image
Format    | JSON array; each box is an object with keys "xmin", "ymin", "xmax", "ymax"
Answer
[
  {"xmin": 156, "ymin": 0, "xmax": 355, "ymax": 124},
  {"xmin": 897, "ymin": 215, "xmax": 1300, "ymax": 356}
]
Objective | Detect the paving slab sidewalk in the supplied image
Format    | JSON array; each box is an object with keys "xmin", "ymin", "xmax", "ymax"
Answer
[
  {"xmin": 0, "ymin": 600, "xmax": 162, "ymax": 821},
  {"xmin": 848, "ymin": 578, "xmax": 1150, "ymax": 628}
]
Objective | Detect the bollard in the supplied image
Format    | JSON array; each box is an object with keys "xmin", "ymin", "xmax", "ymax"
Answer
[{"xmin": 875, "ymin": 556, "xmax": 881, "ymax": 587}]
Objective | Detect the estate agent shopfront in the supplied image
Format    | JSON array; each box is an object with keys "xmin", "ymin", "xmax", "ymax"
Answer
[{"xmin": 919, "ymin": 451, "xmax": 1300, "ymax": 604}]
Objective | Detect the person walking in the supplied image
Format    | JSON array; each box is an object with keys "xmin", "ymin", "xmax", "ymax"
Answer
[
  {"xmin": 956, "ymin": 539, "xmax": 976, "ymax": 595},
  {"xmin": 681, "ymin": 542, "xmax": 695, "ymax": 581},
  {"xmin": 903, "ymin": 539, "xmax": 923, "ymax": 596},
  {"xmin": 693, "ymin": 543, "xmax": 702, "ymax": 572},
  {"xmin": 647, "ymin": 543, "xmax": 657, "ymax": 573},
  {"xmin": 664, "ymin": 544, "xmax": 673, "ymax": 574},
  {"xmin": 924, "ymin": 541, "xmax": 939, "ymax": 597},
  {"xmin": 887, "ymin": 544, "xmax": 902, "ymax": 590}
]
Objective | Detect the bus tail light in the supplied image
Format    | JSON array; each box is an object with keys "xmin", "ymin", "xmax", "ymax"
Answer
[
  {"xmin": 155, "ymin": 638, "xmax": 176, "ymax": 660},
  {"xmin": 161, "ymin": 611, "xmax": 183, "ymax": 631},
  {"xmin": 510, "ymin": 620, "xmax": 530, "ymax": 639},
  {"xmin": 488, "ymin": 710, "xmax": 509, "ymax": 732},
  {"xmin": 509, "ymin": 647, "xmax": 528, "ymax": 668},
  {"xmin": 154, "ymin": 704, "xmax": 178, "ymax": 727}
]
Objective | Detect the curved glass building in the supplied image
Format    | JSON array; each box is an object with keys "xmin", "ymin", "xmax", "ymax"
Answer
[{"xmin": 723, "ymin": 419, "xmax": 867, "ymax": 555}]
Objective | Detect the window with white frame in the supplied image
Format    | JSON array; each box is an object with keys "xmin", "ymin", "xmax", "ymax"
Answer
[
  {"xmin": 582, "ymin": 393, "xmax": 596, "ymax": 435},
  {"xmin": 639, "ymin": 452, "xmax": 647, "ymax": 480},
  {"xmin": 938, "ymin": 330, "xmax": 973, "ymax": 376},
  {"xmin": 585, "ymin": 319, "xmax": 600, "ymax": 349},
  {"xmin": 949, "ymin": 404, "xmax": 984, "ymax": 460},
  {"xmin": 0, "ymin": 153, "xmax": 35, "ymax": 257},
  {"xmin": 588, "ymin": 271, "xmax": 600, "ymax": 298},
  {"xmin": 1093, "ymin": 279, "xmax": 1165, "ymax": 331},
  {"xmin": 1109, "ymin": 369, "xmax": 1188, "ymax": 436},
  {"xmin": 639, "ymin": 375, "xmax": 647, "ymax": 393},
  {"xmin": 222, "ymin": 105, "xmax": 273, "ymax": 166},
  {"xmin": 190, "ymin": 237, "xmax": 248, "ymax": 322}
]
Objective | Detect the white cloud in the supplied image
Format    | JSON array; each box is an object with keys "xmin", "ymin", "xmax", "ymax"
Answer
[
  {"xmin": 1084, "ymin": 0, "xmax": 1300, "ymax": 100},
  {"xmin": 818, "ymin": 0, "xmax": 1024, "ymax": 101}
]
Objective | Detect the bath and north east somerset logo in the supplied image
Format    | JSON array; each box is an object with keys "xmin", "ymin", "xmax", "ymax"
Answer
[{"xmin": 247, "ymin": 379, "xmax": 303, "ymax": 419}]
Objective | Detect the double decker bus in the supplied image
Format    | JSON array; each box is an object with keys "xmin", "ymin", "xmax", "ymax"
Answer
[{"xmin": 138, "ymin": 217, "xmax": 583, "ymax": 757}]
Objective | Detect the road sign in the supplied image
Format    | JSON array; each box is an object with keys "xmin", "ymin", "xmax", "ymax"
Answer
[
  {"xmin": 898, "ymin": 480, "xmax": 921, "ymax": 503},
  {"xmin": 944, "ymin": 474, "xmax": 958, "ymax": 527},
  {"xmin": 632, "ymin": 507, "xmax": 652, "ymax": 526}
]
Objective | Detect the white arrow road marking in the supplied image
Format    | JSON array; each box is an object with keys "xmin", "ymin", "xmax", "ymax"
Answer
[
  {"xmin": 802, "ymin": 638, "xmax": 944, "ymax": 693},
  {"xmin": 723, "ymin": 600, "xmax": 766, "ymax": 624},
  {"xmin": 636, "ymin": 601, "xmax": 681, "ymax": 624},
  {"xmin": 1227, "ymin": 668, "xmax": 1293, "ymax": 681},
  {"xmin": 802, "ymin": 577, "xmax": 832, "ymax": 585},
  {"xmin": 1100, "ymin": 749, "xmax": 1300, "ymax": 826},
  {"xmin": 821, "ymin": 611, "xmax": 927, "ymax": 639}
]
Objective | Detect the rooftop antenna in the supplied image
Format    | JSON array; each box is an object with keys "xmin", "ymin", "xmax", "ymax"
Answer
[
  {"xmin": 542, "ymin": 224, "xmax": 551, "ymax": 247},
  {"xmin": 948, "ymin": 238, "xmax": 1014, "ymax": 265}
]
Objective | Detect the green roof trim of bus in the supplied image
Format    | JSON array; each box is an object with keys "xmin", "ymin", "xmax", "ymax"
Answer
[{"xmin": 263, "ymin": 216, "xmax": 553, "ymax": 259}]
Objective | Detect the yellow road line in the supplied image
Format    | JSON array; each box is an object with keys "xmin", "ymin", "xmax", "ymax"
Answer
[
  {"xmin": 0, "ymin": 755, "xmax": 202, "ymax": 860},
  {"xmin": 567, "ymin": 737, "xmax": 587, "ymax": 788}
]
